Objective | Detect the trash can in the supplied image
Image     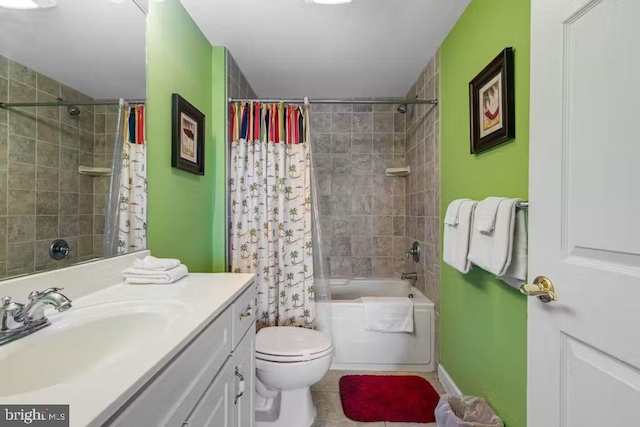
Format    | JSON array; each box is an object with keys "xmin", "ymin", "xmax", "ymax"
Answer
[{"xmin": 435, "ymin": 395, "xmax": 504, "ymax": 427}]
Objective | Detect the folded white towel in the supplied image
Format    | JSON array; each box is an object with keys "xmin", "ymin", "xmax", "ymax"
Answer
[
  {"xmin": 499, "ymin": 209, "xmax": 528, "ymax": 288},
  {"xmin": 443, "ymin": 198, "xmax": 471, "ymax": 225},
  {"xmin": 468, "ymin": 198, "xmax": 522, "ymax": 276},
  {"xmin": 362, "ymin": 297, "xmax": 414, "ymax": 333},
  {"xmin": 443, "ymin": 200, "xmax": 477, "ymax": 273},
  {"xmin": 474, "ymin": 197, "xmax": 507, "ymax": 233},
  {"xmin": 132, "ymin": 255, "xmax": 181, "ymax": 271},
  {"xmin": 123, "ymin": 264, "xmax": 189, "ymax": 284}
]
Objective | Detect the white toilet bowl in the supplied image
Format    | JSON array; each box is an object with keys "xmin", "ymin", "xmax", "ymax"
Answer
[{"xmin": 255, "ymin": 326, "xmax": 333, "ymax": 427}]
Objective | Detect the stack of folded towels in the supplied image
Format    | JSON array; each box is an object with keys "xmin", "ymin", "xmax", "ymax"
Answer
[{"xmin": 123, "ymin": 255, "xmax": 189, "ymax": 284}]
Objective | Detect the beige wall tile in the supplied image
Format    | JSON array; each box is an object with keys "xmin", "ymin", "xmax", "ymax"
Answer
[
  {"xmin": 7, "ymin": 216, "xmax": 35, "ymax": 243},
  {"xmin": 7, "ymin": 241, "xmax": 35, "ymax": 271},
  {"xmin": 9, "ymin": 60, "xmax": 36, "ymax": 87}
]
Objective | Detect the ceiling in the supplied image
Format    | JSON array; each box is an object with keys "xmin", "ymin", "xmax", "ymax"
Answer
[
  {"xmin": 181, "ymin": 0, "xmax": 470, "ymax": 99},
  {"xmin": 0, "ymin": 0, "xmax": 146, "ymax": 100}
]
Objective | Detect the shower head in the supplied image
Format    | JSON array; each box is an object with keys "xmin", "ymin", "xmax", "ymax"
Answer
[
  {"xmin": 396, "ymin": 104, "xmax": 407, "ymax": 114},
  {"xmin": 67, "ymin": 105, "xmax": 80, "ymax": 116}
]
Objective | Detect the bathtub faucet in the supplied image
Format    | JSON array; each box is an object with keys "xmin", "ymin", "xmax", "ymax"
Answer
[{"xmin": 401, "ymin": 272, "xmax": 418, "ymax": 284}]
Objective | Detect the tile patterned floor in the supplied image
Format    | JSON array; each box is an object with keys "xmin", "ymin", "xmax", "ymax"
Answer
[{"xmin": 310, "ymin": 370, "xmax": 444, "ymax": 427}]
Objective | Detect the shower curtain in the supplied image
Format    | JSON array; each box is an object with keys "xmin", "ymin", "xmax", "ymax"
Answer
[
  {"xmin": 103, "ymin": 101, "xmax": 147, "ymax": 257},
  {"xmin": 230, "ymin": 102, "xmax": 325, "ymax": 329},
  {"xmin": 117, "ymin": 106, "xmax": 148, "ymax": 254}
]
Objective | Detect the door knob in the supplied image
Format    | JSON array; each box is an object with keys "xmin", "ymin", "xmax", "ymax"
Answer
[{"xmin": 520, "ymin": 276, "xmax": 557, "ymax": 303}]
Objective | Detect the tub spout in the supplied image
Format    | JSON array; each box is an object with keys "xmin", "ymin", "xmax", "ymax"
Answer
[{"xmin": 401, "ymin": 272, "xmax": 418, "ymax": 284}]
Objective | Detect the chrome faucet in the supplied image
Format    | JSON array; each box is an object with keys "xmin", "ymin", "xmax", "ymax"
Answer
[
  {"xmin": 0, "ymin": 287, "xmax": 72, "ymax": 346},
  {"xmin": 401, "ymin": 272, "xmax": 418, "ymax": 284}
]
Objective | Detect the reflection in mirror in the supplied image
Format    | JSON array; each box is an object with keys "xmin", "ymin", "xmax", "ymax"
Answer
[{"xmin": 0, "ymin": 0, "xmax": 147, "ymax": 280}]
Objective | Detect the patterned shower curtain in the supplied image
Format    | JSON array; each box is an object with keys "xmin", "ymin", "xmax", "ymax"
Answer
[
  {"xmin": 117, "ymin": 106, "xmax": 148, "ymax": 254},
  {"xmin": 230, "ymin": 102, "xmax": 315, "ymax": 329}
]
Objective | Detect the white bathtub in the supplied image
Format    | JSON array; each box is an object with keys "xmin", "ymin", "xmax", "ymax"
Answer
[{"xmin": 316, "ymin": 278, "xmax": 435, "ymax": 372}]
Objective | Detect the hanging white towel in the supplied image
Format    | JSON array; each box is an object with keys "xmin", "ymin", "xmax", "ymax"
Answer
[
  {"xmin": 474, "ymin": 197, "xmax": 507, "ymax": 233},
  {"xmin": 362, "ymin": 297, "xmax": 414, "ymax": 333},
  {"xmin": 133, "ymin": 255, "xmax": 181, "ymax": 271},
  {"xmin": 123, "ymin": 264, "xmax": 189, "ymax": 284},
  {"xmin": 498, "ymin": 209, "xmax": 528, "ymax": 288},
  {"xmin": 443, "ymin": 200, "xmax": 477, "ymax": 273},
  {"xmin": 444, "ymin": 198, "xmax": 471, "ymax": 225},
  {"xmin": 468, "ymin": 198, "xmax": 522, "ymax": 276}
]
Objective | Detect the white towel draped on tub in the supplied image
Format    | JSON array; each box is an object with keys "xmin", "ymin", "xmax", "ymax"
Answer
[
  {"xmin": 362, "ymin": 297, "xmax": 414, "ymax": 333},
  {"xmin": 123, "ymin": 264, "xmax": 189, "ymax": 284}
]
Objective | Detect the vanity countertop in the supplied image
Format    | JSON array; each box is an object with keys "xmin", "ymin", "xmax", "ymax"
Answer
[{"xmin": 0, "ymin": 272, "xmax": 255, "ymax": 427}]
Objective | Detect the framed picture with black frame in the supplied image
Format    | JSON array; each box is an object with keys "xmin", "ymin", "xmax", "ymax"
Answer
[
  {"xmin": 469, "ymin": 47, "xmax": 515, "ymax": 154},
  {"xmin": 172, "ymin": 93, "xmax": 205, "ymax": 175}
]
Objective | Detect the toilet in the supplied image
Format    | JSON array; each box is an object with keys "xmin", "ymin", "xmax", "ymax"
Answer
[{"xmin": 254, "ymin": 326, "xmax": 333, "ymax": 427}]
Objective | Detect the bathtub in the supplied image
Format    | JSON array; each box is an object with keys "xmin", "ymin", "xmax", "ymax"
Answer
[{"xmin": 316, "ymin": 278, "xmax": 435, "ymax": 372}]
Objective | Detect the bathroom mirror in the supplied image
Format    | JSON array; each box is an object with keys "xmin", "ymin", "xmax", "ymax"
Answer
[{"xmin": 0, "ymin": 0, "xmax": 147, "ymax": 280}]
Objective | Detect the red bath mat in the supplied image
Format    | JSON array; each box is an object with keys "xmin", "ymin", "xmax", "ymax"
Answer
[{"xmin": 339, "ymin": 375, "xmax": 440, "ymax": 423}]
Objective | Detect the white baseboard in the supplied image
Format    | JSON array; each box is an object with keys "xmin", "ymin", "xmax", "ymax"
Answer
[
  {"xmin": 330, "ymin": 362, "xmax": 434, "ymax": 373},
  {"xmin": 438, "ymin": 365, "xmax": 462, "ymax": 396}
]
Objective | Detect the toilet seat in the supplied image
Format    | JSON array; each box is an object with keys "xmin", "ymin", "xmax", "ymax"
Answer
[{"xmin": 256, "ymin": 326, "xmax": 333, "ymax": 363}]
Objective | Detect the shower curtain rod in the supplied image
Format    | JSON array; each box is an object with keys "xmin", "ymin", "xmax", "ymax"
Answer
[
  {"xmin": 0, "ymin": 100, "xmax": 146, "ymax": 109},
  {"xmin": 228, "ymin": 98, "xmax": 438, "ymax": 106}
]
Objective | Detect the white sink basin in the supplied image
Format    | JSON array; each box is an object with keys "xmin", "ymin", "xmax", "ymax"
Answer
[{"xmin": 0, "ymin": 301, "xmax": 189, "ymax": 397}]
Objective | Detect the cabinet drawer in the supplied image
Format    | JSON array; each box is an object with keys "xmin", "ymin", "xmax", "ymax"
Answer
[
  {"xmin": 232, "ymin": 281, "xmax": 257, "ymax": 350},
  {"xmin": 110, "ymin": 309, "xmax": 233, "ymax": 427}
]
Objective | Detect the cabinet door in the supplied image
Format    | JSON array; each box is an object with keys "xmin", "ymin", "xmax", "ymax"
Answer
[
  {"xmin": 184, "ymin": 359, "xmax": 234, "ymax": 427},
  {"xmin": 233, "ymin": 326, "xmax": 256, "ymax": 427}
]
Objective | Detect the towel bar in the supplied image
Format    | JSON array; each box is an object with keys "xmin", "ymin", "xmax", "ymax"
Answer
[{"xmin": 517, "ymin": 201, "xmax": 529, "ymax": 209}]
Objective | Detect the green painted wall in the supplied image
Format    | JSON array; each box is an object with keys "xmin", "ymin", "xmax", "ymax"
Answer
[
  {"xmin": 211, "ymin": 47, "xmax": 228, "ymax": 272},
  {"xmin": 147, "ymin": 0, "xmax": 227, "ymax": 271},
  {"xmin": 439, "ymin": 0, "xmax": 530, "ymax": 426}
]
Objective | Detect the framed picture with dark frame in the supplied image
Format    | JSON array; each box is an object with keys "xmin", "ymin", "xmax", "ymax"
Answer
[
  {"xmin": 172, "ymin": 94, "xmax": 205, "ymax": 175},
  {"xmin": 469, "ymin": 47, "xmax": 515, "ymax": 154}
]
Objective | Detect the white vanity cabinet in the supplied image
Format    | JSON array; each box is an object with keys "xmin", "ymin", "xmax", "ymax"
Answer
[{"xmin": 109, "ymin": 281, "xmax": 257, "ymax": 427}]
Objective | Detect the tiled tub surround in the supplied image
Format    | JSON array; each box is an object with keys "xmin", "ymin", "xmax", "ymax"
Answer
[
  {"xmin": 311, "ymin": 102, "xmax": 408, "ymax": 278},
  {"xmin": 0, "ymin": 56, "xmax": 112, "ymax": 279},
  {"xmin": 227, "ymin": 51, "xmax": 258, "ymax": 101},
  {"xmin": 404, "ymin": 51, "xmax": 441, "ymax": 362}
]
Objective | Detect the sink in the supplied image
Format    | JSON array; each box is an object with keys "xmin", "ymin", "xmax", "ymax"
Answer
[{"xmin": 0, "ymin": 301, "xmax": 189, "ymax": 397}]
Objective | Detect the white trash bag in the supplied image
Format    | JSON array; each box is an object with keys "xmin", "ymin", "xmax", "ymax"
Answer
[{"xmin": 435, "ymin": 395, "xmax": 504, "ymax": 427}]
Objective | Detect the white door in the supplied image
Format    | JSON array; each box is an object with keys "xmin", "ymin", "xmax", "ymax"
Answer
[{"xmin": 528, "ymin": 0, "xmax": 640, "ymax": 426}]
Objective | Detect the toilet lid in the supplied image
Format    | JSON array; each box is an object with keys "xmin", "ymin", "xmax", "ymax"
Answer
[{"xmin": 256, "ymin": 326, "xmax": 333, "ymax": 362}]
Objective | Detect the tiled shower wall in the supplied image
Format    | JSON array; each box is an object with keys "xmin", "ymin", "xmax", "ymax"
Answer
[
  {"xmin": 227, "ymin": 52, "xmax": 258, "ymax": 101},
  {"xmin": 404, "ymin": 50, "xmax": 441, "ymax": 362},
  {"xmin": 310, "ymin": 103, "xmax": 408, "ymax": 278},
  {"xmin": 0, "ymin": 56, "xmax": 109, "ymax": 279}
]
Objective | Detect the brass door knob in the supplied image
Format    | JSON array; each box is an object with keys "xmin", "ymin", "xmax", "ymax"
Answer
[{"xmin": 520, "ymin": 276, "xmax": 557, "ymax": 303}]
